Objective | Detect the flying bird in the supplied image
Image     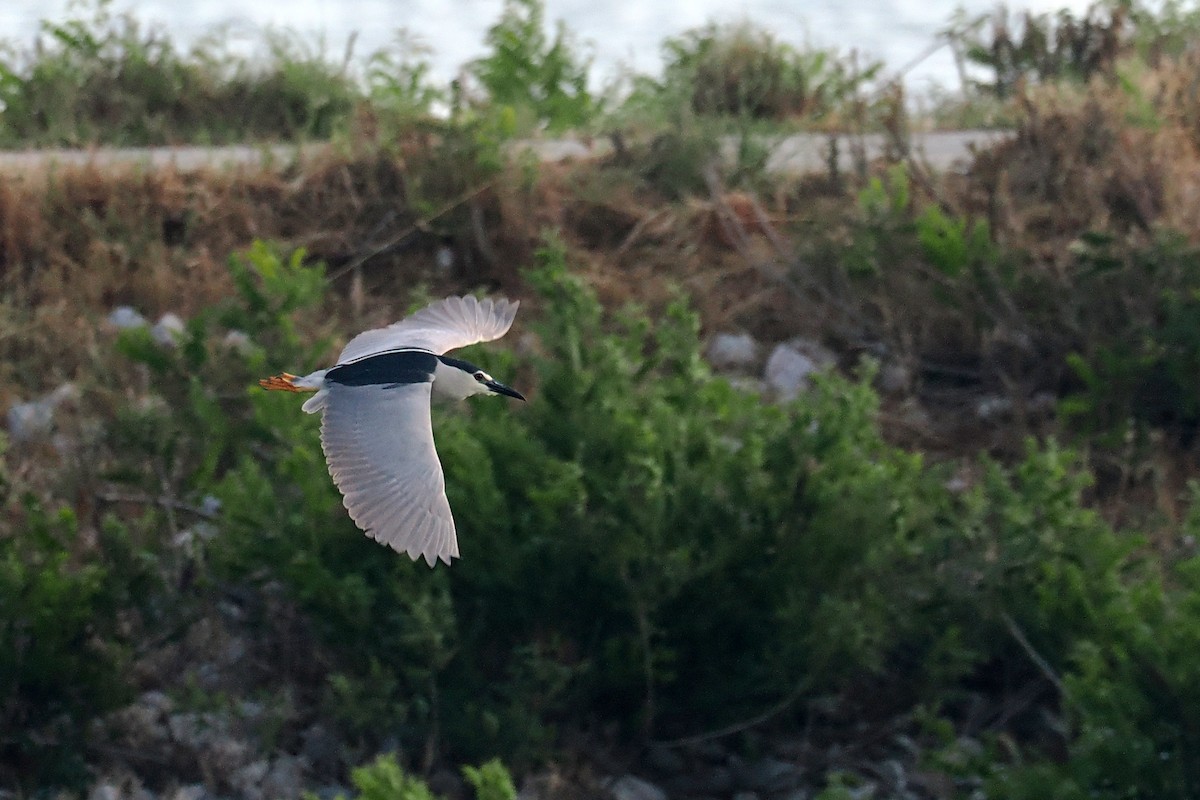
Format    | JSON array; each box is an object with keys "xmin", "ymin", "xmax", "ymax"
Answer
[{"xmin": 259, "ymin": 295, "xmax": 524, "ymax": 566}]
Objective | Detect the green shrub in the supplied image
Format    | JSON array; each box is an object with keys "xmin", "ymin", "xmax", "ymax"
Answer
[
  {"xmin": 336, "ymin": 753, "xmax": 441, "ymax": 800},
  {"xmin": 657, "ymin": 21, "xmax": 879, "ymax": 122},
  {"xmin": 0, "ymin": 0, "xmax": 360, "ymax": 146},
  {"xmin": 0, "ymin": 493, "xmax": 156, "ymax": 788},
  {"xmin": 463, "ymin": 758, "xmax": 518, "ymax": 800},
  {"xmin": 367, "ymin": 31, "xmax": 445, "ymax": 126},
  {"xmin": 981, "ymin": 483, "xmax": 1200, "ymax": 797},
  {"xmin": 1059, "ymin": 232, "xmax": 1200, "ymax": 441},
  {"xmin": 469, "ymin": 0, "xmax": 594, "ymax": 132},
  {"xmin": 324, "ymin": 754, "xmax": 518, "ymax": 800},
  {"xmin": 949, "ymin": 5, "xmax": 1127, "ymax": 97},
  {"xmin": 89, "ymin": 232, "xmax": 1200, "ymax": 793}
]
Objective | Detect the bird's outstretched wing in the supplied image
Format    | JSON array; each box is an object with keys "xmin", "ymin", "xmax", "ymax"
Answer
[
  {"xmin": 320, "ymin": 381, "xmax": 458, "ymax": 565},
  {"xmin": 337, "ymin": 295, "xmax": 519, "ymax": 364}
]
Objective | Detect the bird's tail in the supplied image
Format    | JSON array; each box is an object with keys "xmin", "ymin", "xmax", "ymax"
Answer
[{"xmin": 258, "ymin": 372, "xmax": 311, "ymax": 393}]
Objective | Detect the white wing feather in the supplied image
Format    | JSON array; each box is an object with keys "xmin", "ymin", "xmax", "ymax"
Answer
[
  {"xmin": 338, "ymin": 295, "xmax": 519, "ymax": 363},
  {"xmin": 320, "ymin": 382, "xmax": 458, "ymax": 566}
]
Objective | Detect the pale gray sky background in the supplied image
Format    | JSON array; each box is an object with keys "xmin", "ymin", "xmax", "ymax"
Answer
[{"xmin": 0, "ymin": 1, "xmax": 1096, "ymax": 91}]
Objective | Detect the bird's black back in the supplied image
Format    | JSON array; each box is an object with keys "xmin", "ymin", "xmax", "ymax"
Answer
[{"xmin": 328, "ymin": 349, "xmax": 438, "ymax": 387}]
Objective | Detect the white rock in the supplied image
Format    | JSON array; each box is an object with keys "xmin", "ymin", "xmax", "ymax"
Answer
[
  {"xmin": 108, "ymin": 306, "xmax": 147, "ymax": 329},
  {"xmin": 8, "ymin": 400, "xmax": 54, "ymax": 442},
  {"xmin": 223, "ymin": 330, "xmax": 255, "ymax": 355},
  {"xmin": 167, "ymin": 711, "xmax": 223, "ymax": 749},
  {"xmin": 606, "ymin": 775, "xmax": 668, "ymax": 800},
  {"xmin": 262, "ymin": 756, "xmax": 309, "ymax": 800},
  {"xmin": 877, "ymin": 361, "xmax": 911, "ymax": 395},
  {"xmin": 764, "ymin": 339, "xmax": 835, "ymax": 401},
  {"xmin": 232, "ymin": 759, "xmax": 270, "ymax": 800},
  {"xmin": 706, "ymin": 332, "xmax": 760, "ymax": 371},
  {"xmin": 151, "ymin": 313, "xmax": 186, "ymax": 347},
  {"xmin": 88, "ymin": 783, "xmax": 121, "ymax": 800},
  {"xmin": 169, "ymin": 785, "xmax": 209, "ymax": 800},
  {"xmin": 974, "ymin": 395, "xmax": 1011, "ymax": 420},
  {"xmin": 139, "ymin": 689, "xmax": 175, "ymax": 717},
  {"xmin": 7, "ymin": 382, "xmax": 77, "ymax": 442}
]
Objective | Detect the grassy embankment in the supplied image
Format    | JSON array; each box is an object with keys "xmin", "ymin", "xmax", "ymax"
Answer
[{"xmin": 6, "ymin": 1, "xmax": 1200, "ymax": 797}]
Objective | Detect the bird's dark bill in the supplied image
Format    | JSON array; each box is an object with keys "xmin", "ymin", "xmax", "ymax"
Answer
[{"xmin": 486, "ymin": 380, "xmax": 525, "ymax": 401}]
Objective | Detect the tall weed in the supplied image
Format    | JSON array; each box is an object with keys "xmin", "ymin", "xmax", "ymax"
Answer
[
  {"xmin": 469, "ymin": 0, "xmax": 594, "ymax": 133},
  {"xmin": 0, "ymin": 0, "xmax": 360, "ymax": 146},
  {"xmin": 658, "ymin": 21, "xmax": 879, "ymax": 123}
]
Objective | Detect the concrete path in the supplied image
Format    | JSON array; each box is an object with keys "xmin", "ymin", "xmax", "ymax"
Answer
[{"xmin": 0, "ymin": 130, "xmax": 1013, "ymax": 176}]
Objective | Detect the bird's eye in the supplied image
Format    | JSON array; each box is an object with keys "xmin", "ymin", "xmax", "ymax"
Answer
[{"xmin": 473, "ymin": 371, "xmax": 486, "ymax": 382}]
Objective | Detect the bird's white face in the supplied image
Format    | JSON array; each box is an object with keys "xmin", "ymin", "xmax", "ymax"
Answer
[
  {"xmin": 432, "ymin": 358, "xmax": 525, "ymax": 402},
  {"xmin": 458, "ymin": 368, "xmax": 499, "ymax": 398},
  {"xmin": 471, "ymin": 368, "xmax": 526, "ymax": 401}
]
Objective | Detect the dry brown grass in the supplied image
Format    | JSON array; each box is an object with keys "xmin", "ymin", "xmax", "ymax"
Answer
[
  {"xmin": 960, "ymin": 73, "xmax": 1200, "ymax": 251},
  {"xmin": 0, "ymin": 157, "xmax": 830, "ymax": 418}
]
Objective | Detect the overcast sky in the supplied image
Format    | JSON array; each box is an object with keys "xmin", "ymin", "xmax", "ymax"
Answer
[{"xmin": 0, "ymin": 0, "xmax": 1097, "ymax": 90}]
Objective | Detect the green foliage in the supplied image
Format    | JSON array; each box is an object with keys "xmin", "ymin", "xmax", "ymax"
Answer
[
  {"xmin": 633, "ymin": 123, "xmax": 722, "ymax": 199},
  {"xmin": 462, "ymin": 759, "xmax": 518, "ymax": 800},
  {"xmin": 1125, "ymin": 0, "xmax": 1200, "ymax": 61},
  {"xmin": 656, "ymin": 21, "xmax": 880, "ymax": 122},
  {"xmin": 1060, "ymin": 232, "xmax": 1200, "ymax": 438},
  {"xmin": 106, "ymin": 242, "xmax": 325, "ymax": 512},
  {"xmin": 947, "ymin": 1, "xmax": 1200, "ymax": 101},
  {"xmin": 366, "ymin": 31, "xmax": 445, "ymax": 125},
  {"xmin": 337, "ymin": 753, "xmax": 441, "ymax": 800},
  {"xmin": 916, "ymin": 205, "xmax": 999, "ymax": 279},
  {"xmin": 948, "ymin": 4, "xmax": 1127, "ymax": 97},
  {"xmin": 0, "ymin": 0, "xmax": 361, "ymax": 146},
  {"xmin": 77, "ymin": 229, "xmax": 1200, "ymax": 793},
  {"xmin": 469, "ymin": 0, "xmax": 594, "ymax": 132},
  {"xmin": 0, "ymin": 495, "xmax": 155, "ymax": 787},
  {"xmin": 983, "ymin": 551, "xmax": 1200, "ymax": 797},
  {"xmin": 829, "ymin": 167, "xmax": 1200, "ymax": 461},
  {"xmin": 325, "ymin": 754, "xmax": 518, "ymax": 800},
  {"xmin": 842, "ymin": 164, "xmax": 1006, "ymax": 312}
]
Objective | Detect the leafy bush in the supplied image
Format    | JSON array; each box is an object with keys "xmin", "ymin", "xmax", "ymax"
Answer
[
  {"xmin": 948, "ymin": 4, "xmax": 1128, "ymax": 97},
  {"xmin": 327, "ymin": 754, "xmax": 518, "ymax": 800},
  {"xmin": 463, "ymin": 758, "xmax": 519, "ymax": 800},
  {"xmin": 334, "ymin": 753, "xmax": 441, "ymax": 800},
  {"xmin": 468, "ymin": 0, "xmax": 594, "ymax": 132},
  {"xmin": 0, "ymin": 0, "xmax": 361, "ymax": 146},
  {"xmin": 1059, "ymin": 232, "xmax": 1200, "ymax": 440},
  {"xmin": 807, "ymin": 159, "xmax": 1200, "ymax": 454},
  {"xmin": 82, "ymin": 231, "xmax": 1200, "ymax": 795},
  {"xmin": 656, "ymin": 21, "xmax": 879, "ymax": 122},
  {"xmin": 0, "ymin": 493, "xmax": 157, "ymax": 787},
  {"xmin": 366, "ymin": 31, "xmax": 445, "ymax": 126}
]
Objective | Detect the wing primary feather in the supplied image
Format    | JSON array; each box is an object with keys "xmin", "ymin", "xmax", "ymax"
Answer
[
  {"xmin": 319, "ymin": 382, "xmax": 457, "ymax": 566},
  {"xmin": 336, "ymin": 295, "xmax": 520, "ymax": 363}
]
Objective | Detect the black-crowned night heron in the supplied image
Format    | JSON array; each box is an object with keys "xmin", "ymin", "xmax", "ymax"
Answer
[{"xmin": 260, "ymin": 295, "xmax": 524, "ymax": 566}]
